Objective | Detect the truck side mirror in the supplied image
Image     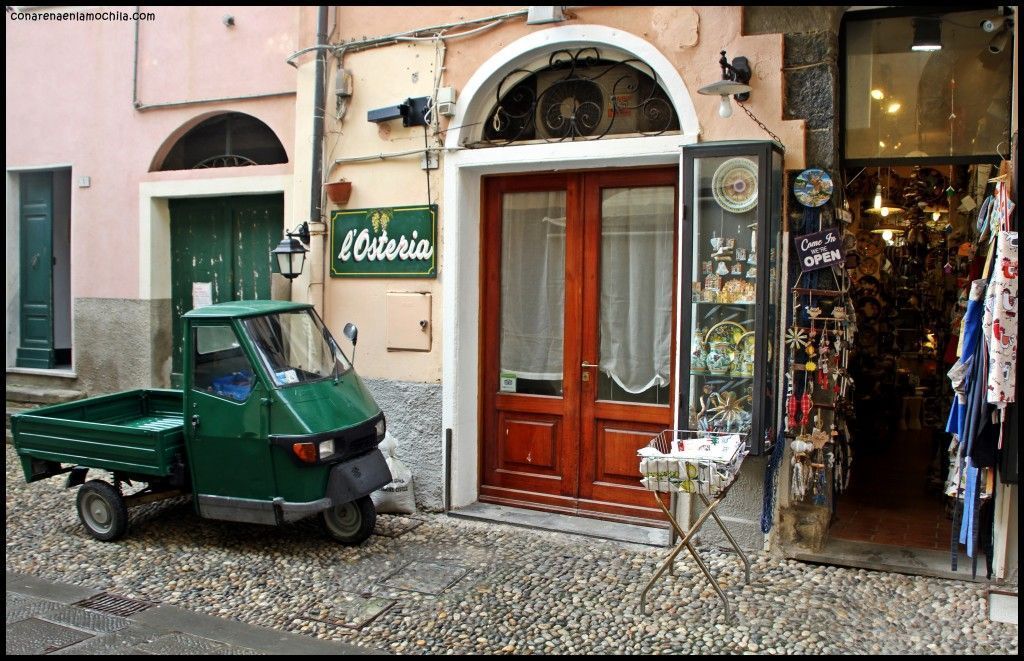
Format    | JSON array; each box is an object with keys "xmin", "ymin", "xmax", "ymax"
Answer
[
  {"xmin": 343, "ymin": 323, "xmax": 358, "ymax": 346},
  {"xmin": 343, "ymin": 323, "xmax": 358, "ymax": 365}
]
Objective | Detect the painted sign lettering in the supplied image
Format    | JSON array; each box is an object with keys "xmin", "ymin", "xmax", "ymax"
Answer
[
  {"xmin": 331, "ymin": 205, "xmax": 437, "ymax": 278},
  {"xmin": 794, "ymin": 228, "xmax": 844, "ymax": 273}
]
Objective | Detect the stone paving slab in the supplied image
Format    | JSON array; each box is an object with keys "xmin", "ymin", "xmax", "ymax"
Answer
[
  {"xmin": 6, "ymin": 592, "xmax": 66, "ymax": 624},
  {"xmin": 6, "ymin": 617, "xmax": 94, "ymax": 655},
  {"xmin": 289, "ymin": 590, "xmax": 396, "ymax": 629},
  {"xmin": 380, "ymin": 560, "xmax": 471, "ymax": 595},
  {"xmin": 37, "ymin": 604, "xmax": 132, "ymax": 634},
  {"xmin": 49, "ymin": 623, "xmax": 166, "ymax": 655},
  {"xmin": 133, "ymin": 632, "xmax": 266, "ymax": 655}
]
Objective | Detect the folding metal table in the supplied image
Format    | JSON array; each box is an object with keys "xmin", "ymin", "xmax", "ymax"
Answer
[{"xmin": 637, "ymin": 430, "xmax": 751, "ymax": 620}]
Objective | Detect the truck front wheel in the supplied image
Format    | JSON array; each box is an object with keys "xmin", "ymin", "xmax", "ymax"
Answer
[
  {"xmin": 77, "ymin": 480, "xmax": 128, "ymax": 542},
  {"xmin": 321, "ymin": 495, "xmax": 376, "ymax": 545}
]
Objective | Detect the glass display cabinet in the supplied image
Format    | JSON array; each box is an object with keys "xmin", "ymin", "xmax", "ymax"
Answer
[{"xmin": 678, "ymin": 141, "xmax": 784, "ymax": 455}]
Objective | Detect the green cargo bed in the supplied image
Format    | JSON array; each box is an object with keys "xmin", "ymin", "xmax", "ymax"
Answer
[{"xmin": 11, "ymin": 389, "xmax": 185, "ymax": 482}]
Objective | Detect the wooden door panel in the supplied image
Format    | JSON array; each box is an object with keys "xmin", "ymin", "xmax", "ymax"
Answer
[
  {"xmin": 595, "ymin": 423, "xmax": 662, "ymax": 484},
  {"xmin": 498, "ymin": 413, "xmax": 560, "ymax": 473}
]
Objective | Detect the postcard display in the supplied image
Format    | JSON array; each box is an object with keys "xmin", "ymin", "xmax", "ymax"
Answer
[{"xmin": 678, "ymin": 141, "xmax": 785, "ymax": 456}]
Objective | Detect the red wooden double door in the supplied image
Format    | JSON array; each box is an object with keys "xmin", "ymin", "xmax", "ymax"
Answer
[{"xmin": 481, "ymin": 168, "xmax": 677, "ymax": 523}]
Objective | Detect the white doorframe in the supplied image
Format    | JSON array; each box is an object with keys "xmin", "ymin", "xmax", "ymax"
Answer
[{"xmin": 440, "ymin": 25, "xmax": 701, "ymax": 508}]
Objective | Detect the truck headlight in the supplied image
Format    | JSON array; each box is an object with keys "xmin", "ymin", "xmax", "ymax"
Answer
[
  {"xmin": 375, "ymin": 417, "xmax": 386, "ymax": 441},
  {"xmin": 318, "ymin": 439, "xmax": 335, "ymax": 460}
]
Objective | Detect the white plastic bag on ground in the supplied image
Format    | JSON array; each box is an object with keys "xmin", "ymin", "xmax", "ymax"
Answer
[{"xmin": 371, "ymin": 432, "xmax": 417, "ymax": 514}]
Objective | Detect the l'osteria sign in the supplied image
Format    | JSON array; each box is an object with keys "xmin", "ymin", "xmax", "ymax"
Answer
[{"xmin": 331, "ymin": 205, "xmax": 437, "ymax": 278}]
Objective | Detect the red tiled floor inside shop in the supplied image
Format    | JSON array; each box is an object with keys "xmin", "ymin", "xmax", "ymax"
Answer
[{"xmin": 831, "ymin": 427, "xmax": 953, "ymax": 550}]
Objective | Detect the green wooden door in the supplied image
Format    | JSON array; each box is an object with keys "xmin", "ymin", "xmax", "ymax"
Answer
[
  {"xmin": 17, "ymin": 172, "xmax": 55, "ymax": 368},
  {"xmin": 169, "ymin": 195, "xmax": 282, "ymax": 378}
]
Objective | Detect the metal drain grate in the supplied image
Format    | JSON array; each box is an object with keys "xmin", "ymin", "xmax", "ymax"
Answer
[{"xmin": 73, "ymin": 592, "xmax": 156, "ymax": 617}]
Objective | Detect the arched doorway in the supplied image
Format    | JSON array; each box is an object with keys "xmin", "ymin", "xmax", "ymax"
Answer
[
  {"xmin": 148, "ymin": 112, "xmax": 289, "ymax": 380},
  {"xmin": 440, "ymin": 25, "xmax": 701, "ymax": 521}
]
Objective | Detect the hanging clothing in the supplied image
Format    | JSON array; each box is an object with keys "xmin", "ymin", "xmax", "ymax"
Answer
[
  {"xmin": 946, "ymin": 279, "xmax": 988, "ymax": 439},
  {"xmin": 983, "ymin": 230, "xmax": 1018, "ymax": 408}
]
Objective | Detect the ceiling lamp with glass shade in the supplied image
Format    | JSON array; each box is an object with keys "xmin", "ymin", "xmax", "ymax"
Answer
[{"xmin": 864, "ymin": 167, "xmax": 903, "ymax": 219}]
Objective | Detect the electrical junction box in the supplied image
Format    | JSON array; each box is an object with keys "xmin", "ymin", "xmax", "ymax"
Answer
[
  {"xmin": 436, "ymin": 87, "xmax": 457, "ymax": 117},
  {"xmin": 386, "ymin": 292, "xmax": 432, "ymax": 351}
]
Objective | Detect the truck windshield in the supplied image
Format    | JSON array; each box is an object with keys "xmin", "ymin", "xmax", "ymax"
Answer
[{"xmin": 243, "ymin": 310, "xmax": 352, "ymax": 387}]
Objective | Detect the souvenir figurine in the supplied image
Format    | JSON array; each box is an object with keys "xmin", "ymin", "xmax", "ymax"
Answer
[{"xmin": 731, "ymin": 263, "xmax": 744, "ymax": 276}]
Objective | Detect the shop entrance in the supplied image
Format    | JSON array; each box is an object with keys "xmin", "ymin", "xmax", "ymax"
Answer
[
  {"xmin": 479, "ymin": 168, "xmax": 677, "ymax": 523},
  {"xmin": 831, "ymin": 163, "xmax": 998, "ymax": 558}
]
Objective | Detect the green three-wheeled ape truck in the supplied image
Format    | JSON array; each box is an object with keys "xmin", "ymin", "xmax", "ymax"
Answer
[{"xmin": 11, "ymin": 300, "xmax": 392, "ymax": 545}]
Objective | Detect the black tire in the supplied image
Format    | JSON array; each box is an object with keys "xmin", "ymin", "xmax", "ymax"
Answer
[
  {"xmin": 320, "ymin": 495, "xmax": 376, "ymax": 545},
  {"xmin": 76, "ymin": 480, "xmax": 129, "ymax": 542}
]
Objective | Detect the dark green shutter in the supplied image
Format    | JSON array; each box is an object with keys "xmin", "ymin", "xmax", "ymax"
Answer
[{"xmin": 17, "ymin": 172, "xmax": 55, "ymax": 368}]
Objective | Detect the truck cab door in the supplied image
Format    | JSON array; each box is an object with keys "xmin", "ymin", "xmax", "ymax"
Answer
[{"xmin": 185, "ymin": 322, "xmax": 276, "ymax": 524}]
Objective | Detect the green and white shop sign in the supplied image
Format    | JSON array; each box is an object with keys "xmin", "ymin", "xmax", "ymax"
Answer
[{"xmin": 331, "ymin": 205, "xmax": 437, "ymax": 278}]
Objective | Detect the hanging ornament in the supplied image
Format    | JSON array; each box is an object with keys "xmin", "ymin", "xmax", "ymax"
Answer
[
  {"xmin": 800, "ymin": 388, "xmax": 813, "ymax": 428},
  {"xmin": 785, "ymin": 327, "xmax": 808, "ymax": 350}
]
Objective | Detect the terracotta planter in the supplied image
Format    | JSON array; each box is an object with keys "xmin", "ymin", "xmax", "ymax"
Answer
[{"xmin": 324, "ymin": 180, "xmax": 352, "ymax": 205}]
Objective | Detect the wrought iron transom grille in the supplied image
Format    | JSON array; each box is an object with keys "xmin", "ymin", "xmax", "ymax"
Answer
[{"xmin": 475, "ymin": 48, "xmax": 679, "ymax": 147}]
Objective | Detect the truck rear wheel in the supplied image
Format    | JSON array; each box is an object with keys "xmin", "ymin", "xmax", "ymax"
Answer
[
  {"xmin": 321, "ymin": 495, "xmax": 376, "ymax": 545},
  {"xmin": 77, "ymin": 480, "xmax": 128, "ymax": 541}
]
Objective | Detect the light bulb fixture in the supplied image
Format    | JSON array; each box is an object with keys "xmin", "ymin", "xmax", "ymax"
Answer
[
  {"xmin": 882, "ymin": 229, "xmax": 894, "ymax": 243},
  {"xmin": 911, "ymin": 17, "xmax": 942, "ymax": 52},
  {"xmin": 887, "ymin": 101, "xmax": 902, "ymax": 114},
  {"xmin": 270, "ymin": 222, "xmax": 310, "ymax": 280},
  {"xmin": 866, "ymin": 168, "xmax": 903, "ymax": 219},
  {"xmin": 932, "ymin": 211, "xmax": 941, "ymax": 221},
  {"xmin": 697, "ymin": 50, "xmax": 752, "ymax": 120},
  {"xmin": 871, "ymin": 89, "xmax": 885, "ymax": 100},
  {"xmin": 718, "ymin": 95, "xmax": 733, "ymax": 118}
]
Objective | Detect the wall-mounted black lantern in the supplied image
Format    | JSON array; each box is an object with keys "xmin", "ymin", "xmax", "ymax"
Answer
[{"xmin": 271, "ymin": 222, "xmax": 310, "ymax": 280}]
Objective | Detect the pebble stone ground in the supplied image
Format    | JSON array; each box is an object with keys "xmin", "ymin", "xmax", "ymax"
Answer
[{"xmin": 5, "ymin": 446, "xmax": 1018, "ymax": 655}]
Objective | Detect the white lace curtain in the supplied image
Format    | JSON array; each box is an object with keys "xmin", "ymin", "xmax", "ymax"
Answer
[
  {"xmin": 499, "ymin": 187, "xmax": 673, "ymax": 394},
  {"xmin": 500, "ymin": 191, "xmax": 566, "ymax": 381},
  {"xmin": 599, "ymin": 187, "xmax": 674, "ymax": 393}
]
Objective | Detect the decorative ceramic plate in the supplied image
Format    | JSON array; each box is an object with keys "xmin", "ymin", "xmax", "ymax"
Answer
[
  {"xmin": 712, "ymin": 158, "xmax": 758, "ymax": 213},
  {"xmin": 793, "ymin": 168, "xmax": 833, "ymax": 208},
  {"xmin": 705, "ymin": 320, "xmax": 747, "ymax": 347},
  {"xmin": 857, "ymin": 235, "xmax": 883, "ymax": 257},
  {"xmin": 857, "ymin": 296, "xmax": 882, "ymax": 320},
  {"xmin": 856, "ymin": 275, "xmax": 880, "ymax": 297},
  {"xmin": 859, "ymin": 256, "xmax": 879, "ymax": 276}
]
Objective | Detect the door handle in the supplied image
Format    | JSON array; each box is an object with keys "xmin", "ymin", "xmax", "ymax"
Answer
[
  {"xmin": 191, "ymin": 414, "xmax": 201, "ymax": 433},
  {"xmin": 581, "ymin": 362, "xmax": 598, "ymax": 382}
]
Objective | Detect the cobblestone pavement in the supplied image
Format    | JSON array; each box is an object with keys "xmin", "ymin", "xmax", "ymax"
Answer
[{"xmin": 6, "ymin": 446, "xmax": 1018, "ymax": 655}]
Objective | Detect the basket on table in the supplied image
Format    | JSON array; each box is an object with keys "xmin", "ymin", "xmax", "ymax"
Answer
[{"xmin": 637, "ymin": 430, "xmax": 747, "ymax": 498}]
